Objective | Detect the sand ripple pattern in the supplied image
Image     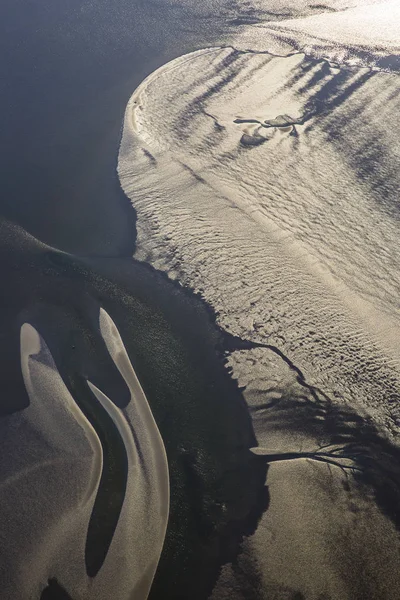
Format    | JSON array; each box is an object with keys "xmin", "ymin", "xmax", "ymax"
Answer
[{"xmin": 119, "ymin": 43, "xmax": 400, "ymax": 438}]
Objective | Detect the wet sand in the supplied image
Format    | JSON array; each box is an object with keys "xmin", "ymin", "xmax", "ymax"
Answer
[
  {"xmin": 118, "ymin": 11, "xmax": 400, "ymax": 598},
  {"xmin": 0, "ymin": 221, "xmax": 267, "ymax": 598}
]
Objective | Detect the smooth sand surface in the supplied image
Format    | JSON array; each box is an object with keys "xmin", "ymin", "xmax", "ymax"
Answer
[{"xmin": 0, "ymin": 313, "xmax": 168, "ymax": 600}]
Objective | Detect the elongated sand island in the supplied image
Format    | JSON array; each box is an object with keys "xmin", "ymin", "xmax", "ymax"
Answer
[{"xmin": 0, "ymin": 310, "xmax": 168, "ymax": 600}]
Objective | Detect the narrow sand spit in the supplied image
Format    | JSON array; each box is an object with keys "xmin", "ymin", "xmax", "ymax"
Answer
[{"xmin": 0, "ymin": 313, "xmax": 168, "ymax": 600}]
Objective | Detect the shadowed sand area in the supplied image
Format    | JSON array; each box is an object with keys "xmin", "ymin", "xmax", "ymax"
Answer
[{"xmin": 0, "ymin": 220, "xmax": 267, "ymax": 600}]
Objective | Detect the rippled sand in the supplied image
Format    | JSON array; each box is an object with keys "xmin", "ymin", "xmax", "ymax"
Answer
[
  {"xmin": 119, "ymin": 4, "xmax": 400, "ymax": 597},
  {"xmin": 119, "ymin": 46, "xmax": 400, "ymax": 434}
]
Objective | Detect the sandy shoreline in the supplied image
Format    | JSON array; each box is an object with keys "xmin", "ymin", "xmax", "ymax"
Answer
[{"xmin": 118, "ymin": 10, "xmax": 400, "ymax": 596}]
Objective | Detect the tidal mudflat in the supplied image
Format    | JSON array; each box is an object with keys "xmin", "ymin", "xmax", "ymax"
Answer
[
  {"xmin": 1, "ymin": 0, "xmax": 400, "ymax": 598},
  {"xmin": 118, "ymin": 2, "xmax": 400, "ymax": 597}
]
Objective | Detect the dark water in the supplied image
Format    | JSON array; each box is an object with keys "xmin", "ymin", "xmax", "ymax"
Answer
[
  {"xmin": 0, "ymin": 2, "xmax": 269, "ymax": 598},
  {"xmin": 0, "ymin": 219, "xmax": 268, "ymax": 598},
  {"xmin": 0, "ymin": 0, "xmax": 231, "ymax": 255}
]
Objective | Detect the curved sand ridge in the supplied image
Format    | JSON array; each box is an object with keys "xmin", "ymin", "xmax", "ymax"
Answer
[
  {"xmin": 119, "ymin": 46, "xmax": 400, "ymax": 437},
  {"xmin": 0, "ymin": 311, "xmax": 168, "ymax": 600}
]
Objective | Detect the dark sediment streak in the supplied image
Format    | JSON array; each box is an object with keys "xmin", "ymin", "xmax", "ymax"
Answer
[
  {"xmin": 223, "ymin": 332, "xmax": 400, "ymax": 531},
  {"xmin": 74, "ymin": 376, "xmax": 128, "ymax": 578},
  {"xmin": 41, "ymin": 579, "xmax": 73, "ymax": 600}
]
